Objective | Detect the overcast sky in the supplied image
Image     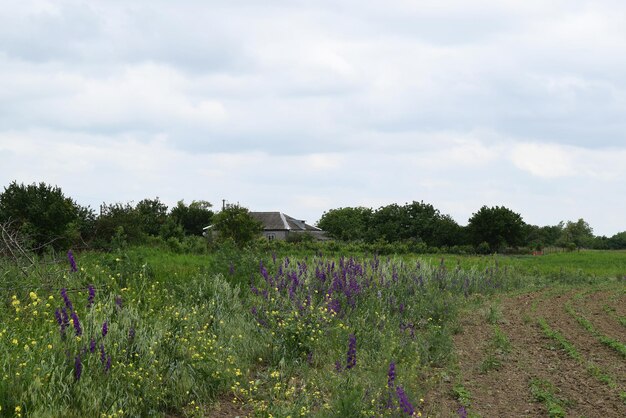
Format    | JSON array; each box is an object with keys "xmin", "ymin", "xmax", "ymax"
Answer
[{"xmin": 1, "ymin": 0, "xmax": 625, "ymax": 235}]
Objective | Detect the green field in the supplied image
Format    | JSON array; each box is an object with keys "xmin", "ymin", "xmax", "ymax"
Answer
[{"xmin": 1, "ymin": 247, "xmax": 624, "ymax": 417}]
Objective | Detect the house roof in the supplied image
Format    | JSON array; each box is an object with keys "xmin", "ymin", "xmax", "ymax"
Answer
[{"xmin": 250, "ymin": 212, "xmax": 322, "ymax": 232}]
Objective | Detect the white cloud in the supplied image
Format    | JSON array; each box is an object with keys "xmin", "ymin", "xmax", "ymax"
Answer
[
  {"xmin": 1, "ymin": 1, "xmax": 626, "ymax": 235},
  {"xmin": 510, "ymin": 142, "xmax": 626, "ymax": 180}
]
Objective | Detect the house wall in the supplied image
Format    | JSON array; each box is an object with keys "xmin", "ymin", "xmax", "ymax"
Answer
[{"xmin": 262, "ymin": 230, "xmax": 288, "ymax": 241}]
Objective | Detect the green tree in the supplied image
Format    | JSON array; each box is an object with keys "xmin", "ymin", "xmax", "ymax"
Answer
[
  {"xmin": 367, "ymin": 204, "xmax": 405, "ymax": 243},
  {"xmin": 0, "ymin": 181, "xmax": 91, "ymax": 251},
  {"xmin": 559, "ymin": 218, "xmax": 594, "ymax": 250},
  {"xmin": 211, "ymin": 204, "xmax": 263, "ymax": 247},
  {"xmin": 169, "ymin": 200, "xmax": 214, "ymax": 236},
  {"xmin": 316, "ymin": 207, "xmax": 372, "ymax": 241},
  {"xmin": 467, "ymin": 205, "xmax": 526, "ymax": 251},
  {"xmin": 94, "ymin": 202, "xmax": 143, "ymax": 248},
  {"xmin": 607, "ymin": 231, "xmax": 626, "ymax": 249},
  {"xmin": 135, "ymin": 197, "xmax": 168, "ymax": 236}
]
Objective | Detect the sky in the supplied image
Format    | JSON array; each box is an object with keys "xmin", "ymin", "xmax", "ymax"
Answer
[{"xmin": 1, "ymin": 0, "xmax": 626, "ymax": 236}]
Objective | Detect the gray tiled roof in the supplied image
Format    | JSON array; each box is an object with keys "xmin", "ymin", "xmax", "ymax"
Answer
[{"xmin": 250, "ymin": 212, "xmax": 321, "ymax": 231}]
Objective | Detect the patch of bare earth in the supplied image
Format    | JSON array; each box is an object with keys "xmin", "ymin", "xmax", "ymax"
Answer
[
  {"xmin": 424, "ymin": 286, "xmax": 626, "ymax": 417},
  {"xmin": 537, "ymin": 291, "xmax": 626, "ymax": 387},
  {"xmin": 574, "ymin": 288, "xmax": 626, "ymax": 343}
]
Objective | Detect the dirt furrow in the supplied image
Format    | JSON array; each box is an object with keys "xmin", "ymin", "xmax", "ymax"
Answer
[
  {"xmin": 534, "ymin": 291, "xmax": 626, "ymax": 389},
  {"xmin": 575, "ymin": 288, "xmax": 626, "ymax": 343},
  {"xmin": 425, "ymin": 288, "xmax": 626, "ymax": 417}
]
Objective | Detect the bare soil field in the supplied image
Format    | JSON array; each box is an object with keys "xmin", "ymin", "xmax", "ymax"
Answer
[{"xmin": 425, "ymin": 283, "xmax": 626, "ymax": 417}]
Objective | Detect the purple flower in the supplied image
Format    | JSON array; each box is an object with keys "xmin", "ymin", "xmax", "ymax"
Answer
[
  {"xmin": 327, "ymin": 298, "xmax": 341, "ymax": 315},
  {"xmin": 105, "ymin": 355, "xmax": 112, "ymax": 373},
  {"xmin": 458, "ymin": 406, "xmax": 468, "ymax": 418},
  {"xmin": 102, "ymin": 321, "xmax": 108, "ymax": 338},
  {"xmin": 74, "ymin": 354, "xmax": 82, "ymax": 381},
  {"xmin": 346, "ymin": 334, "xmax": 357, "ymax": 370},
  {"xmin": 61, "ymin": 288, "xmax": 74, "ymax": 312},
  {"xmin": 54, "ymin": 309, "xmax": 63, "ymax": 326},
  {"xmin": 229, "ymin": 263, "xmax": 235, "ymax": 275},
  {"xmin": 55, "ymin": 309, "xmax": 67, "ymax": 338},
  {"xmin": 68, "ymin": 250, "xmax": 78, "ymax": 273},
  {"xmin": 90, "ymin": 338, "xmax": 96, "ymax": 353},
  {"xmin": 128, "ymin": 327, "xmax": 135, "ymax": 340},
  {"xmin": 396, "ymin": 386, "xmax": 414, "ymax": 416},
  {"xmin": 335, "ymin": 360, "xmax": 343, "ymax": 373},
  {"xmin": 87, "ymin": 284, "xmax": 95, "ymax": 308},
  {"xmin": 71, "ymin": 311, "xmax": 82, "ymax": 336},
  {"xmin": 115, "ymin": 295, "xmax": 123, "ymax": 309},
  {"xmin": 387, "ymin": 361, "xmax": 396, "ymax": 388}
]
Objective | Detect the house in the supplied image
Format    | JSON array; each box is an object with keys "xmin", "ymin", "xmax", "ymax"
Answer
[
  {"xmin": 250, "ymin": 212, "xmax": 326, "ymax": 241},
  {"xmin": 203, "ymin": 211, "xmax": 326, "ymax": 241}
]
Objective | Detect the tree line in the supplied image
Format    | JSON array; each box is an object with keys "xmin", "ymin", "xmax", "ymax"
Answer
[
  {"xmin": 317, "ymin": 202, "xmax": 626, "ymax": 253},
  {"xmin": 0, "ymin": 181, "xmax": 216, "ymax": 253},
  {"xmin": 1, "ymin": 181, "xmax": 625, "ymax": 254}
]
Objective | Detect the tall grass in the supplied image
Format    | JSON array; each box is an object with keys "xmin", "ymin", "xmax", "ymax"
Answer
[{"xmin": 1, "ymin": 246, "xmax": 621, "ymax": 416}]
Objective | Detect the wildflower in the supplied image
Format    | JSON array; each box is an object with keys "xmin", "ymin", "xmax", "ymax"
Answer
[
  {"xmin": 115, "ymin": 295, "xmax": 123, "ymax": 309},
  {"xmin": 71, "ymin": 311, "xmax": 82, "ymax": 336},
  {"xmin": 458, "ymin": 406, "xmax": 468, "ymax": 418},
  {"xmin": 396, "ymin": 386, "xmax": 414, "ymax": 416},
  {"xmin": 29, "ymin": 291, "xmax": 38, "ymax": 301},
  {"xmin": 61, "ymin": 288, "xmax": 74, "ymax": 312},
  {"xmin": 87, "ymin": 285, "xmax": 95, "ymax": 308},
  {"xmin": 68, "ymin": 250, "xmax": 78, "ymax": 273},
  {"xmin": 54, "ymin": 309, "xmax": 63, "ymax": 326},
  {"xmin": 75, "ymin": 355, "xmax": 82, "ymax": 381},
  {"xmin": 102, "ymin": 321, "xmax": 108, "ymax": 338},
  {"xmin": 387, "ymin": 361, "xmax": 396, "ymax": 388},
  {"xmin": 335, "ymin": 360, "xmax": 343, "ymax": 373},
  {"xmin": 90, "ymin": 338, "xmax": 96, "ymax": 353},
  {"xmin": 128, "ymin": 327, "xmax": 135, "ymax": 340},
  {"xmin": 346, "ymin": 334, "xmax": 357, "ymax": 370},
  {"xmin": 105, "ymin": 355, "xmax": 112, "ymax": 373}
]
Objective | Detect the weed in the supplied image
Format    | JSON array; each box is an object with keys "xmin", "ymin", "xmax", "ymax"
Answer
[
  {"xmin": 452, "ymin": 383, "xmax": 472, "ymax": 407},
  {"xmin": 529, "ymin": 378, "xmax": 568, "ymax": 418}
]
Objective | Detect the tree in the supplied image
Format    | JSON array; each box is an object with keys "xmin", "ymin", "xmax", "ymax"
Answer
[
  {"xmin": 169, "ymin": 200, "xmax": 214, "ymax": 236},
  {"xmin": 559, "ymin": 218, "xmax": 594, "ymax": 250},
  {"xmin": 607, "ymin": 231, "xmax": 626, "ymax": 249},
  {"xmin": 0, "ymin": 181, "xmax": 90, "ymax": 251},
  {"xmin": 94, "ymin": 202, "xmax": 143, "ymax": 247},
  {"xmin": 467, "ymin": 205, "xmax": 526, "ymax": 251},
  {"xmin": 211, "ymin": 204, "xmax": 263, "ymax": 247},
  {"xmin": 135, "ymin": 198, "xmax": 168, "ymax": 236},
  {"xmin": 316, "ymin": 207, "xmax": 372, "ymax": 241},
  {"xmin": 367, "ymin": 204, "xmax": 405, "ymax": 243},
  {"xmin": 523, "ymin": 223, "xmax": 564, "ymax": 250}
]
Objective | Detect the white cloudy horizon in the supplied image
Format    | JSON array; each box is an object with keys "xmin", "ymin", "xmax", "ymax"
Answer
[{"xmin": 1, "ymin": 1, "xmax": 626, "ymax": 236}]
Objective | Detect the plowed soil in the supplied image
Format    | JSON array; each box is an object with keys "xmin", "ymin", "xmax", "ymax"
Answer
[{"xmin": 425, "ymin": 283, "xmax": 626, "ymax": 417}]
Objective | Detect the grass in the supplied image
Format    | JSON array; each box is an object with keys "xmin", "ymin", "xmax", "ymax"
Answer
[
  {"xmin": 479, "ymin": 325, "xmax": 511, "ymax": 373},
  {"xmin": 1, "ymin": 246, "xmax": 624, "ymax": 416},
  {"xmin": 529, "ymin": 378, "xmax": 568, "ymax": 418}
]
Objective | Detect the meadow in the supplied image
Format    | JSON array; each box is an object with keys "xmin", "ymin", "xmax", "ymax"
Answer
[{"xmin": 1, "ymin": 246, "xmax": 624, "ymax": 417}]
